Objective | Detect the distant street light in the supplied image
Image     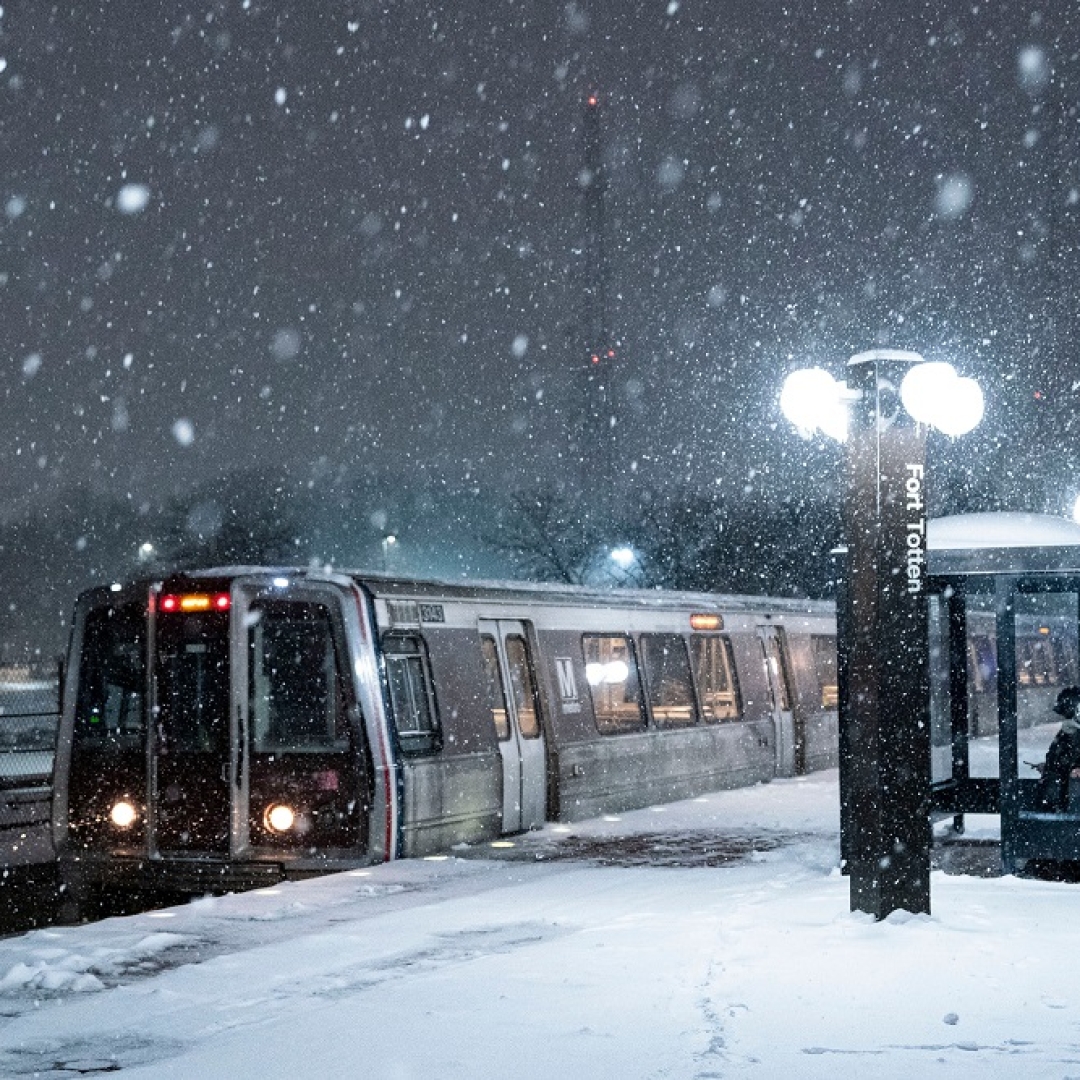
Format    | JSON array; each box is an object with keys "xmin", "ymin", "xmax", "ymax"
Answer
[
  {"xmin": 610, "ymin": 546, "xmax": 636, "ymax": 570},
  {"xmin": 1073, "ymin": 495, "xmax": 1080, "ymax": 526},
  {"xmin": 381, "ymin": 534, "xmax": 397, "ymax": 573},
  {"xmin": 138, "ymin": 542, "xmax": 155, "ymax": 562}
]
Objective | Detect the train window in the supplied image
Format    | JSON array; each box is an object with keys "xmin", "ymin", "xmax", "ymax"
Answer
[
  {"xmin": 810, "ymin": 635, "xmax": 839, "ymax": 710},
  {"xmin": 505, "ymin": 635, "xmax": 541, "ymax": 739},
  {"xmin": 383, "ymin": 634, "xmax": 440, "ymax": 755},
  {"xmin": 480, "ymin": 635, "xmax": 511, "ymax": 740},
  {"xmin": 690, "ymin": 635, "xmax": 741, "ymax": 723},
  {"xmin": 583, "ymin": 634, "xmax": 646, "ymax": 735},
  {"xmin": 74, "ymin": 602, "xmax": 146, "ymax": 748},
  {"xmin": 640, "ymin": 634, "xmax": 698, "ymax": 729},
  {"xmin": 761, "ymin": 630, "xmax": 793, "ymax": 712},
  {"xmin": 249, "ymin": 602, "xmax": 349, "ymax": 753},
  {"xmin": 159, "ymin": 609, "xmax": 231, "ymax": 754}
]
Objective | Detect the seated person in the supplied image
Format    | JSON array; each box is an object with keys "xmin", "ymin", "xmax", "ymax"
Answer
[{"xmin": 1037, "ymin": 686, "xmax": 1080, "ymax": 812}]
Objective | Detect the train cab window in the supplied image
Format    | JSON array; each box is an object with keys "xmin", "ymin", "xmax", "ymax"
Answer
[
  {"xmin": 383, "ymin": 634, "xmax": 440, "ymax": 755},
  {"xmin": 583, "ymin": 634, "xmax": 646, "ymax": 735},
  {"xmin": 505, "ymin": 635, "xmax": 541, "ymax": 739},
  {"xmin": 74, "ymin": 602, "xmax": 146, "ymax": 748},
  {"xmin": 249, "ymin": 602, "xmax": 350, "ymax": 753},
  {"xmin": 159, "ymin": 609, "xmax": 231, "ymax": 754},
  {"xmin": 640, "ymin": 634, "xmax": 698, "ymax": 729},
  {"xmin": 690, "ymin": 634, "xmax": 741, "ymax": 723},
  {"xmin": 810, "ymin": 635, "xmax": 839, "ymax": 710},
  {"xmin": 480, "ymin": 635, "xmax": 511, "ymax": 740}
]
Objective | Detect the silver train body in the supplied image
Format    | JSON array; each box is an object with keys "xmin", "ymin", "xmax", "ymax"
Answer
[{"xmin": 53, "ymin": 569, "xmax": 838, "ymax": 908}]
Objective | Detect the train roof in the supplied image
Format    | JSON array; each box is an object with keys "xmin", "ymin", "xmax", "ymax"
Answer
[{"xmin": 136, "ymin": 566, "xmax": 835, "ymax": 617}]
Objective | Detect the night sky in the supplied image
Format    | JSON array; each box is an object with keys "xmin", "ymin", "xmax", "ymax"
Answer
[{"xmin": 0, "ymin": 2, "xmax": 1078, "ymax": 598}]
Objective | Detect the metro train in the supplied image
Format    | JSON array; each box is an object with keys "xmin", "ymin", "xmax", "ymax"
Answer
[{"xmin": 52, "ymin": 569, "xmax": 839, "ymax": 914}]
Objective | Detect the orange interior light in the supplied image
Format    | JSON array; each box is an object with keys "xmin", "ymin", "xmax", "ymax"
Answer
[{"xmin": 690, "ymin": 614, "xmax": 723, "ymax": 631}]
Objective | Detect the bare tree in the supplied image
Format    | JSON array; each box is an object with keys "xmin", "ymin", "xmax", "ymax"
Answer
[{"xmin": 485, "ymin": 486, "xmax": 603, "ymax": 584}]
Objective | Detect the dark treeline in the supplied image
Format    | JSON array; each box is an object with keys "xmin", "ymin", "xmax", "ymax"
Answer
[{"xmin": 0, "ymin": 471, "xmax": 847, "ymax": 660}]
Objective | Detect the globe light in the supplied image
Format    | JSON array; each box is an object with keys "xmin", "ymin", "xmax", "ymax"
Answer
[
  {"xmin": 933, "ymin": 375, "xmax": 985, "ymax": 436},
  {"xmin": 900, "ymin": 361, "xmax": 985, "ymax": 435},
  {"xmin": 782, "ymin": 355, "xmax": 982, "ymax": 441},
  {"xmin": 779, "ymin": 367, "xmax": 849, "ymax": 441},
  {"xmin": 610, "ymin": 546, "xmax": 636, "ymax": 569},
  {"xmin": 899, "ymin": 361, "xmax": 958, "ymax": 425}
]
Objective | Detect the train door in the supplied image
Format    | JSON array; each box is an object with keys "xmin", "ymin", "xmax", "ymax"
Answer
[
  {"xmin": 758, "ymin": 625, "xmax": 798, "ymax": 777},
  {"xmin": 150, "ymin": 580, "xmax": 366, "ymax": 863},
  {"xmin": 150, "ymin": 588, "xmax": 238, "ymax": 858},
  {"xmin": 478, "ymin": 620, "xmax": 546, "ymax": 833},
  {"xmin": 236, "ymin": 582, "xmax": 367, "ymax": 855}
]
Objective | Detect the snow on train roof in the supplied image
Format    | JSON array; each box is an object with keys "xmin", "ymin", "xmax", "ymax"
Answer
[{"xmin": 171, "ymin": 566, "xmax": 833, "ymax": 614}]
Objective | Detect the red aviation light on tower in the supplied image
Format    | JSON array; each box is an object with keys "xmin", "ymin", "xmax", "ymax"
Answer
[
  {"xmin": 589, "ymin": 347, "xmax": 617, "ymax": 365},
  {"xmin": 587, "ymin": 91, "xmax": 600, "ymax": 109}
]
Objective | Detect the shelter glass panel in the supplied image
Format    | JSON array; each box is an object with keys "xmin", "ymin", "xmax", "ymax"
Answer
[
  {"xmin": 963, "ymin": 595, "xmax": 1000, "ymax": 777},
  {"xmin": 1014, "ymin": 592, "xmax": 1079, "ymax": 783}
]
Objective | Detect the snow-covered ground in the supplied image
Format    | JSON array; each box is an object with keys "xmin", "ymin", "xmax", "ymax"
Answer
[{"xmin": 1, "ymin": 770, "xmax": 1079, "ymax": 1078}]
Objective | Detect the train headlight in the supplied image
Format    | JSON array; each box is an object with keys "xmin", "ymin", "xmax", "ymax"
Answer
[
  {"xmin": 110, "ymin": 800, "xmax": 138, "ymax": 828},
  {"xmin": 264, "ymin": 804, "xmax": 296, "ymax": 833}
]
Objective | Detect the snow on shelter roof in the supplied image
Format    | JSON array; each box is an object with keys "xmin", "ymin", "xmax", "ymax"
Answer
[{"xmin": 928, "ymin": 512, "xmax": 1080, "ymax": 577}]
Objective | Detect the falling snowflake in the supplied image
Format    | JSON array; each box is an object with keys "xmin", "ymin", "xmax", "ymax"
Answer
[
  {"xmin": 116, "ymin": 184, "xmax": 151, "ymax": 214},
  {"xmin": 934, "ymin": 174, "xmax": 974, "ymax": 220},
  {"xmin": 172, "ymin": 419, "xmax": 195, "ymax": 446}
]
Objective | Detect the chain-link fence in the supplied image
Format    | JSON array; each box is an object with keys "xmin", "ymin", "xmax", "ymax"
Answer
[{"xmin": 0, "ymin": 661, "xmax": 60, "ymax": 788}]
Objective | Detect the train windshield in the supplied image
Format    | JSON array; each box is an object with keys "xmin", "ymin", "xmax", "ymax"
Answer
[
  {"xmin": 156, "ymin": 610, "xmax": 230, "ymax": 754},
  {"xmin": 74, "ymin": 601, "xmax": 146, "ymax": 749},
  {"xmin": 248, "ymin": 600, "xmax": 349, "ymax": 752}
]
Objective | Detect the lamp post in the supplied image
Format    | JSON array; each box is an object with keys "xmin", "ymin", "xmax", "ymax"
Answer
[
  {"xmin": 381, "ymin": 534, "xmax": 397, "ymax": 574},
  {"xmin": 781, "ymin": 350, "xmax": 984, "ymax": 919}
]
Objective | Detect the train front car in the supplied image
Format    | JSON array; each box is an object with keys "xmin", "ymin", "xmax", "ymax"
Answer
[{"xmin": 54, "ymin": 572, "xmax": 394, "ymax": 917}]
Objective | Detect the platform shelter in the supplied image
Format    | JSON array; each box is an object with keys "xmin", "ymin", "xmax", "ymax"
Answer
[{"xmin": 927, "ymin": 512, "xmax": 1080, "ymax": 873}]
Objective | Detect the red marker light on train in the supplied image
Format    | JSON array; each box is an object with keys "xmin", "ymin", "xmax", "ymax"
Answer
[
  {"xmin": 690, "ymin": 614, "xmax": 723, "ymax": 631},
  {"xmin": 158, "ymin": 593, "xmax": 231, "ymax": 613}
]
